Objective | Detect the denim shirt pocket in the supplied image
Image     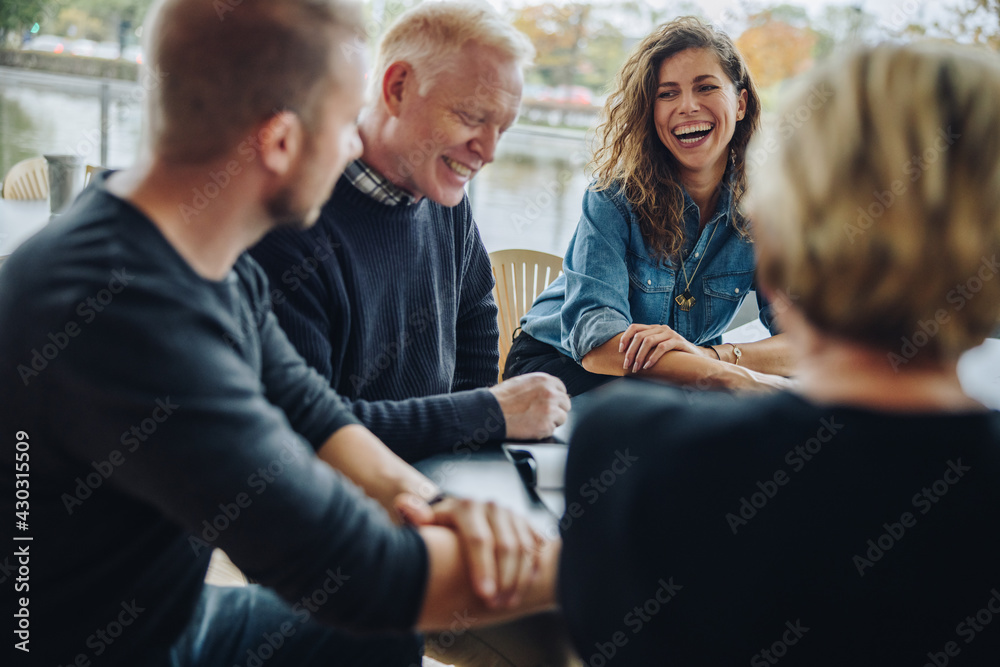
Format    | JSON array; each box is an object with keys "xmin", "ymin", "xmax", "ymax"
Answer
[
  {"xmin": 701, "ymin": 269, "xmax": 754, "ymax": 340},
  {"xmin": 626, "ymin": 249, "xmax": 675, "ymax": 324}
]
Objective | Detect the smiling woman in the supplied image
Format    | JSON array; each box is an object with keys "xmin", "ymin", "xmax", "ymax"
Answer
[{"xmin": 504, "ymin": 16, "xmax": 795, "ymax": 396}]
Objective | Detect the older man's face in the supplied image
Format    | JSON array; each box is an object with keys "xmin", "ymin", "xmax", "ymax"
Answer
[{"xmin": 389, "ymin": 42, "xmax": 522, "ymax": 206}]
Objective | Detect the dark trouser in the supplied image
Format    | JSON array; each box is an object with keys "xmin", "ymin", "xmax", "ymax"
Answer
[
  {"xmin": 168, "ymin": 584, "xmax": 423, "ymax": 667},
  {"xmin": 504, "ymin": 332, "xmax": 614, "ymax": 397}
]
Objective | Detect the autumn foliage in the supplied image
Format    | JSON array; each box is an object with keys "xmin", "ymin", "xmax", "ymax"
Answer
[{"xmin": 736, "ymin": 17, "xmax": 817, "ymax": 90}]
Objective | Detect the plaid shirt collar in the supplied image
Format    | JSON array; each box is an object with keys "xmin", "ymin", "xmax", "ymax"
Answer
[{"xmin": 343, "ymin": 159, "xmax": 416, "ymax": 206}]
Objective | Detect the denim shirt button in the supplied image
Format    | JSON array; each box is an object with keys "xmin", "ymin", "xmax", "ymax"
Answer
[
  {"xmin": 647, "ymin": 279, "xmax": 652, "ymax": 285},
  {"xmin": 735, "ymin": 288, "xmax": 740, "ymax": 294}
]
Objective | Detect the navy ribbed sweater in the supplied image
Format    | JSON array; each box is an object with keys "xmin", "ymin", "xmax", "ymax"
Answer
[{"xmin": 250, "ymin": 176, "xmax": 504, "ymax": 461}]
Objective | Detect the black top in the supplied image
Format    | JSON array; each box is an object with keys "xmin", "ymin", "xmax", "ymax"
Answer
[
  {"xmin": 250, "ymin": 177, "xmax": 502, "ymax": 461},
  {"xmin": 560, "ymin": 380, "xmax": 1000, "ymax": 666},
  {"xmin": 0, "ymin": 176, "xmax": 428, "ymax": 666}
]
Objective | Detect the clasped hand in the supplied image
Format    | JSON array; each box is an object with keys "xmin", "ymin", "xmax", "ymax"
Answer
[
  {"xmin": 618, "ymin": 323, "xmax": 711, "ymax": 373},
  {"xmin": 396, "ymin": 493, "xmax": 547, "ymax": 608}
]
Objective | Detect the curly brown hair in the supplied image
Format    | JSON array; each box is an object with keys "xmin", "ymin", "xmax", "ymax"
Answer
[{"xmin": 590, "ymin": 16, "xmax": 761, "ymax": 262}]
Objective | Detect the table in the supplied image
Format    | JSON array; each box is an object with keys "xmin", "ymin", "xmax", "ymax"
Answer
[
  {"xmin": 414, "ymin": 443, "xmax": 563, "ymax": 537},
  {"xmin": 413, "ymin": 423, "xmax": 580, "ymax": 666},
  {"xmin": 0, "ymin": 199, "xmax": 51, "ymax": 267}
]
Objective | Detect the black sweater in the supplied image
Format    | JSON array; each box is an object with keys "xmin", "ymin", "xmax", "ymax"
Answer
[
  {"xmin": 0, "ymin": 176, "xmax": 427, "ymax": 666},
  {"xmin": 561, "ymin": 380, "xmax": 1000, "ymax": 666},
  {"xmin": 251, "ymin": 176, "xmax": 502, "ymax": 461}
]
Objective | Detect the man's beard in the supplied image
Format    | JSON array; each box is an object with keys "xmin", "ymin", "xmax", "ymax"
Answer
[{"xmin": 266, "ymin": 181, "xmax": 322, "ymax": 231}]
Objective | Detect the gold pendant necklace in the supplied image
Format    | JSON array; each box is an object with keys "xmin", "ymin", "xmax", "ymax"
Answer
[
  {"xmin": 675, "ymin": 292, "xmax": 697, "ymax": 311},
  {"xmin": 675, "ymin": 216, "xmax": 722, "ymax": 312}
]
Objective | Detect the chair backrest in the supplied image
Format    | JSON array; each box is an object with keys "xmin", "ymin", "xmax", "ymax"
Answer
[
  {"xmin": 490, "ymin": 249, "xmax": 564, "ymax": 380},
  {"xmin": 2, "ymin": 157, "xmax": 48, "ymax": 200},
  {"xmin": 84, "ymin": 164, "xmax": 109, "ymax": 187}
]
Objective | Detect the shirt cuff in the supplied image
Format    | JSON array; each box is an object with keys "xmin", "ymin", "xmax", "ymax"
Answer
[
  {"xmin": 566, "ymin": 308, "xmax": 630, "ymax": 363},
  {"xmin": 756, "ymin": 296, "xmax": 782, "ymax": 336},
  {"xmin": 451, "ymin": 388, "xmax": 507, "ymax": 443},
  {"xmin": 310, "ymin": 409, "xmax": 362, "ymax": 452}
]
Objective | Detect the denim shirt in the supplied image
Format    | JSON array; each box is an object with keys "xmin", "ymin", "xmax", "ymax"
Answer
[{"xmin": 520, "ymin": 182, "xmax": 778, "ymax": 363}]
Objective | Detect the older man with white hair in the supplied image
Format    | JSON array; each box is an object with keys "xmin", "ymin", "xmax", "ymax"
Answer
[{"xmin": 251, "ymin": 0, "xmax": 571, "ymax": 463}]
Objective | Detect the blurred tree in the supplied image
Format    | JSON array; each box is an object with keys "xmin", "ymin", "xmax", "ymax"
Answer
[
  {"xmin": 736, "ymin": 10, "xmax": 816, "ymax": 89},
  {"xmin": 53, "ymin": 8, "xmax": 106, "ymax": 40},
  {"xmin": 514, "ymin": 3, "xmax": 591, "ymax": 87},
  {"xmin": 577, "ymin": 17, "xmax": 627, "ymax": 91},
  {"xmin": 751, "ymin": 3, "xmax": 809, "ymax": 28},
  {"xmin": 937, "ymin": 0, "xmax": 1000, "ymax": 49},
  {"xmin": 812, "ymin": 4, "xmax": 882, "ymax": 58},
  {"xmin": 71, "ymin": 0, "xmax": 153, "ymax": 43},
  {"xmin": 0, "ymin": 0, "xmax": 56, "ymax": 46},
  {"xmin": 73, "ymin": 0, "xmax": 152, "ymax": 24}
]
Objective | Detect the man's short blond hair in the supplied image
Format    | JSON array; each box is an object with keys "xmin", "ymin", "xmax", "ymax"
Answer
[
  {"xmin": 144, "ymin": 0, "xmax": 363, "ymax": 164},
  {"xmin": 373, "ymin": 0, "xmax": 534, "ymax": 97},
  {"xmin": 750, "ymin": 43, "xmax": 1000, "ymax": 360}
]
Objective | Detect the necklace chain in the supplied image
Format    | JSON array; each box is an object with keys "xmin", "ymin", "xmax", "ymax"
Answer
[{"xmin": 678, "ymin": 214, "xmax": 722, "ymax": 294}]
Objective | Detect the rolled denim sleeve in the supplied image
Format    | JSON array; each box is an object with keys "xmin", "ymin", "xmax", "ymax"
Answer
[
  {"xmin": 753, "ymin": 279, "xmax": 783, "ymax": 336},
  {"xmin": 561, "ymin": 188, "xmax": 634, "ymax": 362}
]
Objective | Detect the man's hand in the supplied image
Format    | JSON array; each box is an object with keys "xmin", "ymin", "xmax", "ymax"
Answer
[
  {"xmin": 396, "ymin": 493, "xmax": 547, "ymax": 608},
  {"xmin": 619, "ymin": 323, "xmax": 711, "ymax": 373},
  {"xmin": 489, "ymin": 373, "xmax": 570, "ymax": 440}
]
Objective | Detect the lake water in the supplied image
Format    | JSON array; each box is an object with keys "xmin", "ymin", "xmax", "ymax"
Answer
[{"xmin": 0, "ymin": 67, "xmax": 590, "ymax": 257}]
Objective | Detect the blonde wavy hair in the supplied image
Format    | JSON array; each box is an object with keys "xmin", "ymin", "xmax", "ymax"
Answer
[
  {"xmin": 751, "ymin": 43, "xmax": 1000, "ymax": 359},
  {"xmin": 591, "ymin": 16, "xmax": 761, "ymax": 262}
]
